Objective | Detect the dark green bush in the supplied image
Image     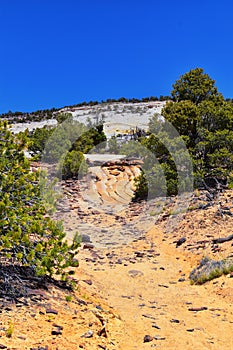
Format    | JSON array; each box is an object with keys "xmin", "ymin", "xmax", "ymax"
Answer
[{"xmin": 61, "ymin": 150, "xmax": 88, "ymax": 179}]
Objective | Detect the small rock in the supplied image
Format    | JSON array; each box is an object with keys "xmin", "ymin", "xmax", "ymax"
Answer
[
  {"xmin": 17, "ymin": 335, "xmax": 27, "ymax": 340},
  {"xmin": 81, "ymin": 234, "xmax": 91, "ymax": 243},
  {"xmin": 142, "ymin": 314, "xmax": 157, "ymax": 320},
  {"xmin": 0, "ymin": 345, "xmax": 7, "ymax": 349},
  {"xmin": 81, "ymin": 330, "xmax": 93, "ymax": 338},
  {"xmin": 135, "ymin": 251, "xmax": 144, "ymax": 258},
  {"xmin": 178, "ymin": 278, "xmax": 185, "ymax": 282},
  {"xmin": 77, "ymin": 298, "xmax": 87, "ymax": 306},
  {"xmin": 83, "ymin": 243, "xmax": 94, "ymax": 249},
  {"xmin": 188, "ymin": 306, "xmax": 208, "ymax": 312},
  {"xmin": 158, "ymin": 284, "xmax": 169, "ymax": 288},
  {"xmin": 116, "ymin": 259, "xmax": 123, "ymax": 264},
  {"xmin": 154, "ymin": 335, "xmax": 166, "ymax": 340},
  {"xmin": 96, "ymin": 305, "xmax": 103, "ymax": 311},
  {"xmin": 129, "ymin": 259, "xmax": 136, "ymax": 264},
  {"xmin": 128, "ymin": 269, "xmax": 144, "ymax": 277},
  {"xmin": 170, "ymin": 319, "xmax": 180, "ymax": 323},
  {"xmin": 176, "ymin": 237, "xmax": 186, "ymax": 247},
  {"xmin": 46, "ymin": 308, "xmax": 58, "ymax": 315},
  {"xmin": 152, "ymin": 323, "xmax": 161, "ymax": 329},
  {"xmin": 143, "ymin": 334, "xmax": 153, "ymax": 343},
  {"xmin": 51, "ymin": 329, "xmax": 62, "ymax": 336},
  {"xmin": 82, "ymin": 279, "xmax": 93, "ymax": 285},
  {"xmin": 52, "ymin": 323, "xmax": 64, "ymax": 330}
]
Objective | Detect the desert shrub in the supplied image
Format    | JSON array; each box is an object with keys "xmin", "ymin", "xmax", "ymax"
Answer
[
  {"xmin": 60, "ymin": 150, "xmax": 88, "ymax": 179},
  {"xmin": 133, "ymin": 172, "xmax": 148, "ymax": 200},
  {"xmin": 71, "ymin": 123, "xmax": 106, "ymax": 154},
  {"xmin": 28, "ymin": 126, "xmax": 55, "ymax": 159},
  {"xmin": 189, "ymin": 257, "xmax": 233, "ymax": 285}
]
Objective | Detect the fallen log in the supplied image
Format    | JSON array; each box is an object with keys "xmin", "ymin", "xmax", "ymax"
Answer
[{"xmin": 213, "ymin": 234, "xmax": 233, "ymax": 244}]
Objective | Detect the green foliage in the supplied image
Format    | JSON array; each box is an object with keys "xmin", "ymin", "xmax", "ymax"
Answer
[
  {"xmin": 133, "ymin": 172, "xmax": 148, "ymax": 200},
  {"xmin": 171, "ymin": 67, "xmax": 223, "ymax": 104},
  {"xmin": 28, "ymin": 126, "xmax": 55, "ymax": 159},
  {"xmin": 65, "ymin": 295, "xmax": 73, "ymax": 302},
  {"xmin": 27, "ymin": 116, "xmax": 107, "ymax": 183},
  {"xmin": 42, "ymin": 119, "xmax": 83, "ymax": 163},
  {"xmin": 0, "ymin": 120, "xmax": 80, "ymax": 280},
  {"xmin": 135, "ymin": 68, "xmax": 233, "ymax": 199},
  {"xmin": 161, "ymin": 100, "xmax": 199, "ymax": 149},
  {"xmin": 71, "ymin": 123, "xmax": 106, "ymax": 154},
  {"xmin": 134, "ymin": 115, "xmax": 192, "ymax": 197},
  {"xmin": 60, "ymin": 150, "xmax": 88, "ymax": 179},
  {"xmin": 42, "ymin": 117, "xmax": 106, "ymax": 165},
  {"xmin": 55, "ymin": 112, "xmax": 73, "ymax": 124}
]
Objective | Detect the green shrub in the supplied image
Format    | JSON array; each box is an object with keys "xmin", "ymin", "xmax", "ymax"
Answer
[
  {"xmin": 60, "ymin": 150, "xmax": 88, "ymax": 179},
  {"xmin": 133, "ymin": 172, "xmax": 148, "ymax": 200},
  {"xmin": 28, "ymin": 126, "xmax": 55, "ymax": 159}
]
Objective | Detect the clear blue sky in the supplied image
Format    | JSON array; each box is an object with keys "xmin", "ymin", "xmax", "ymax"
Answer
[{"xmin": 1, "ymin": 0, "xmax": 233, "ymax": 113}]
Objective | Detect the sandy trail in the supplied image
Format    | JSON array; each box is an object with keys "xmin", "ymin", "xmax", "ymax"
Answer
[
  {"xmin": 79, "ymin": 226, "xmax": 233, "ymax": 349},
  {"xmin": 52, "ymin": 162, "xmax": 233, "ymax": 349}
]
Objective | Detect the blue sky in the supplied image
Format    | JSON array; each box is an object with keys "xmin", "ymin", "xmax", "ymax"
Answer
[{"xmin": 1, "ymin": 0, "xmax": 233, "ymax": 113}]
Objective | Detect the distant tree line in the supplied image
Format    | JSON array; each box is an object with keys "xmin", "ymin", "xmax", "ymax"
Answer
[{"xmin": 0, "ymin": 95, "xmax": 171, "ymax": 124}]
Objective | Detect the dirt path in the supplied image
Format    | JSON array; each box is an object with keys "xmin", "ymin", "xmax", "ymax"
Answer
[
  {"xmin": 52, "ymin": 163, "xmax": 233, "ymax": 349},
  {"xmin": 78, "ymin": 225, "xmax": 233, "ymax": 349},
  {"xmin": 1, "ymin": 185, "xmax": 233, "ymax": 349}
]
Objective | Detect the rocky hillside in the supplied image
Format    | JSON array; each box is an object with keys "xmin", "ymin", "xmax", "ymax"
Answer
[{"xmin": 6, "ymin": 100, "xmax": 166, "ymax": 136}]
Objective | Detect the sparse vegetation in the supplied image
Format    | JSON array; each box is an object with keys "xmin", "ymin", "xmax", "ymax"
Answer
[
  {"xmin": 6, "ymin": 320, "xmax": 14, "ymax": 338},
  {"xmin": 0, "ymin": 95, "xmax": 166, "ymax": 124},
  {"xmin": 189, "ymin": 257, "xmax": 233, "ymax": 285},
  {"xmin": 65, "ymin": 295, "xmax": 73, "ymax": 302}
]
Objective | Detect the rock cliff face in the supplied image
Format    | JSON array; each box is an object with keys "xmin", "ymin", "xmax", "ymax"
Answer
[{"xmin": 8, "ymin": 100, "xmax": 166, "ymax": 135}]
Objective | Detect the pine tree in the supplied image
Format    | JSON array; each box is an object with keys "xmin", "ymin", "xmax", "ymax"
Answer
[{"xmin": 0, "ymin": 120, "xmax": 80, "ymax": 281}]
